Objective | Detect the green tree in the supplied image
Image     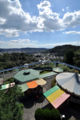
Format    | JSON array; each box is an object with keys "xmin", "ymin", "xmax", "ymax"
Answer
[
  {"xmin": 64, "ymin": 50, "xmax": 74, "ymax": 65},
  {"xmin": 73, "ymin": 50, "xmax": 80, "ymax": 67},
  {"xmin": 35, "ymin": 108, "xmax": 60, "ymax": 120},
  {"xmin": 0, "ymin": 85, "xmax": 24, "ymax": 120}
]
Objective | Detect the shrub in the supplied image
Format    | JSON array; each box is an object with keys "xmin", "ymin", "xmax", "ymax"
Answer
[
  {"xmin": 35, "ymin": 108, "xmax": 60, "ymax": 120},
  {"xmin": 0, "ymin": 85, "xmax": 24, "ymax": 120},
  {"xmin": 35, "ymin": 108, "xmax": 43, "ymax": 120}
]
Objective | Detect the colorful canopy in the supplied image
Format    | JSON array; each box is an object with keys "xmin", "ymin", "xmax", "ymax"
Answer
[
  {"xmin": 0, "ymin": 82, "xmax": 15, "ymax": 90},
  {"xmin": 40, "ymin": 72, "xmax": 57, "ymax": 78},
  {"xmin": 17, "ymin": 79, "xmax": 47, "ymax": 92},
  {"xmin": 44, "ymin": 85, "xmax": 70, "ymax": 109},
  {"xmin": 18, "ymin": 84, "xmax": 28, "ymax": 92},
  {"xmin": 53, "ymin": 67, "xmax": 63, "ymax": 73},
  {"xmin": 14, "ymin": 69, "xmax": 40, "ymax": 83},
  {"xmin": 14, "ymin": 68, "xmax": 57, "ymax": 83},
  {"xmin": 56, "ymin": 72, "xmax": 80, "ymax": 96},
  {"xmin": 36, "ymin": 79, "xmax": 47, "ymax": 86},
  {"xmin": 27, "ymin": 81, "xmax": 38, "ymax": 88}
]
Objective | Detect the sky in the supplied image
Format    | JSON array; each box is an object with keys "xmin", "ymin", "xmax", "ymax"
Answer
[{"xmin": 0, "ymin": 0, "xmax": 80, "ymax": 48}]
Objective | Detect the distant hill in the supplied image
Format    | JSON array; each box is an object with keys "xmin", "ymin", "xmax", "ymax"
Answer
[
  {"xmin": 0, "ymin": 48, "xmax": 47, "ymax": 54},
  {"xmin": 49, "ymin": 45, "xmax": 80, "ymax": 56}
]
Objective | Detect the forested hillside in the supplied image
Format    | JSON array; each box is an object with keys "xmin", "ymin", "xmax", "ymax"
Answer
[
  {"xmin": 0, "ymin": 53, "xmax": 37, "ymax": 70},
  {"xmin": 49, "ymin": 45, "xmax": 80, "ymax": 56}
]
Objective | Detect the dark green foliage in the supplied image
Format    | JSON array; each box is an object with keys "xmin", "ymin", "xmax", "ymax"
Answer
[
  {"xmin": 49, "ymin": 45, "xmax": 80, "ymax": 56},
  {"xmin": 4, "ymin": 78, "xmax": 15, "ymax": 84},
  {"xmin": 0, "ymin": 85, "xmax": 24, "ymax": 120},
  {"xmin": 64, "ymin": 50, "xmax": 74, "ymax": 65},
  {"xmin": 49, "ymin": 45, "xmax": 80, "ymax": 67},
  {"xmin": 0, "ymin": 53, "xmax": 37, "ymax": 70},
  {"xmin": 35, "ymin": 108, "xmax": 60, "ymax": 120},
  {"xmin": 74, "ymin": 50, "xmax": 80, "ymax": 67}
]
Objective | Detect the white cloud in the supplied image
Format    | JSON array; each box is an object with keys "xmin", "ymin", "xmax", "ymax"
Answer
[
  {"xmin": 0, "ymin": 29, "xmax": 19, "ymax": 37},
  {"xmin": 37, "ymin": 1, "xmax": 80, "ymax": 31},
  {"xmin": 0, "ymin": 39, "xmax": 54, "ymax": 48},
  {"xmin": 37, "ymin": 1, "xmax": 51, "ymax": 16},
  {"xmin": 63, "ymin": 11, "xmax": 80, "ymax": 28},
  {"xmin": 37, "ymin": 1, "xmax": 63, "ymax": 31},
  {"xmin": 0, "ymin": 0, "xmax": 80, "ymax": 37},
  {"xmin": 0, "ymin": 0, "xmax": 39, "ymax": 37},
  {"xmin": 0, "ymin": 39, "xmax": 80, "ymax": 48},
  {"xmin": 0, "ymin": 39, "xmax": 31, "ymax": 48},
  {"xmin": 11, "ymin": 39, "xmax": 30, "ymax": 43},
  {"xmin": 64, "ymin": 31, "xmax": 80, "ymax": 35},
  {"xmin": 0, "ymin": 17, "xmax": 6, "ymax": 25}
]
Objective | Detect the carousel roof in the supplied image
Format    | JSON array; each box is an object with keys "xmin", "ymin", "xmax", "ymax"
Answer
[{"xmin": 56, "ymin": 72, "xmax": 80, "ymax": 96}]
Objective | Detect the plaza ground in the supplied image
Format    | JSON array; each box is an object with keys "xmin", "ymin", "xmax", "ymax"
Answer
[{"xmin": 22, "ymin": 76, "xmax": 80, "ymax": 120}]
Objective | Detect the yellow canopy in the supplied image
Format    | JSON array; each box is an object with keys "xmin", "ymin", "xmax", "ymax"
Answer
[{"xmin": 36, "ymin": 79, "xmax": 47, "ymax": 86}]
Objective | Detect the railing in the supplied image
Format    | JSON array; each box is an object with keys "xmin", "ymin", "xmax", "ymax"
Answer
[
  {"xmin": 0, "ymin": 60, "xmax": 80, "ymax": 81},
  {"xmin": 0, "ymin": 61, "xmax": 42, "ymax": 80},
  {"xmin": 53, "ymin": 61, "xmax": 80, "ymax": 71},
  {"xmin": 0, "ymin": 61, "xmax": 42, "ymax": 73}
]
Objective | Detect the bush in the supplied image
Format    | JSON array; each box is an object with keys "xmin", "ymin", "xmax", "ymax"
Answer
[
  {"xmin": 64, "ymin": 50, "xmax": 74, "ymax": 65},
  {"xmin": 35, "ymin": 108, "xmax": 43, "ymax": 120},
  {"xmin": 35, "ymin": 108, "xmax": 60, "ymax": 120},
  {"xmin": 0, "ymin": 85, "xmax": 24, "ymax": 120},
  {"xmin": 58, "ymin": 64, "xmax": 71, "ymax": 72}
]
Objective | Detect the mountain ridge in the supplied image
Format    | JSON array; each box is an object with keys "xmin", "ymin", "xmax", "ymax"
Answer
[
  {"xmin": 0, "ymin": 48, "xmax": 47, "ymax": 54},
  {"xmin": 49, "ymin": 44, "xmax": 80, "ymax": 56}
]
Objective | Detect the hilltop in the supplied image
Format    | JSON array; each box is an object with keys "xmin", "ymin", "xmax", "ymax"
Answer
[{"xmin": 49, "ymin": 45, "xmax": 80, "ymax": 56}]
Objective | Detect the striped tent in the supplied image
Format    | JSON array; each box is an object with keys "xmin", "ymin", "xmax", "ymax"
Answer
[{"xmin": 56, "ymin": 72, "xmax": 80, "ymax": 96}]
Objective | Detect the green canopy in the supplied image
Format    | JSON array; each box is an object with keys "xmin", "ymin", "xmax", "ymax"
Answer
[
  {"xmin": 18, "ymin": 84, "xmax": 28, "ymax": 92},
  {"xmin": 14, "ymin": 69, "xmax": 40, "ymax": 83},
  {"xmin": 40, "ymin": 72, "xmax": 56, "ymax": 78},
  {"xmin": 53, "ymin": 67, "xmax": 63, "ymax": 73},
  {"xmin": 14, "ymin": 69, "xmax": 57, "ymax": 83}
]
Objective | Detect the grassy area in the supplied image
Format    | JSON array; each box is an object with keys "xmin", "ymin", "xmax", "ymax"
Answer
[
  {"xmin": 40, "ymin": 70, "xmax": 51, "ymax": 74},
  {"xmin": 58, "ymin": 64, "xmax": 79, "ymax": 72},
  {"xmin": 37, "ymin": 63, "xmax": 55, "ymax": 68},
  {"xmin": 3, "ymin": 78, "xmax": 15, "ymax": 84}
]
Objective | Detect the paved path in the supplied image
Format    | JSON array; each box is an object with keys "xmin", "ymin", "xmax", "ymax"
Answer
[
  {"xmin": 23, "ymin": 98, "xmax": 48, "ymax": 120},
  {"xmin": 23, "ymin": 75, "xmax": 55, "ymax": 120}
]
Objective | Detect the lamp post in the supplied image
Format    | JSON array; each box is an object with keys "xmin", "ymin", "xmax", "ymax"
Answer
[{"xmin": 61, "ymin": 114, "xmax": 65, "ymax": 120}]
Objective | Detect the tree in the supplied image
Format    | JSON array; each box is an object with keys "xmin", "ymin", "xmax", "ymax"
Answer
[
  {"xmin": 0, "ymin": 85, "xmax": 24, "ymax": 120},
  {"xmin": 73, "ymin": 50, "xmax": 80, "ymax": 67},
  {"xmin": 64, "ymin": 50, "xmax": 74, "ymax": 65},
  {"xmin": 35, "ymin": 108, "xmax": 60, "ymax": 120}
]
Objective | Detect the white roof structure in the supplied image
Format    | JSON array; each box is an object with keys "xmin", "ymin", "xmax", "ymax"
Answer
[{"xmin": 56, "ymin": 72, "xmax": 80, "ymax": 96}]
